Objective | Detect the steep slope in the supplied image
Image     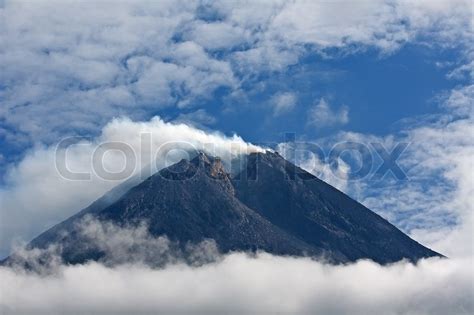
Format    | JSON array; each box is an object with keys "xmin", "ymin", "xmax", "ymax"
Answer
[
  {"xmin": 233, "ymin": 151, "xmax": 441, "ymax": 263},
  {"xmin": 27, "ymin": 173, "xmax": 141, "ymax": 250},
  {"xmin": 23, "ymin": 153, "xmax": 321, "ymax": 265}
]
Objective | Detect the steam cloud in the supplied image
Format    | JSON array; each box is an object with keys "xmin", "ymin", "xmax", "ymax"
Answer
[{"xmin": 0, "ymin": 117, "xmax": 264, "ymax": 258}]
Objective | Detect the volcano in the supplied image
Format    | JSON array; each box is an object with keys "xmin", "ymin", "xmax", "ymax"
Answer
[{"xmin": 10, "ymin": 151, "xmax": 441, "ymax": 265}]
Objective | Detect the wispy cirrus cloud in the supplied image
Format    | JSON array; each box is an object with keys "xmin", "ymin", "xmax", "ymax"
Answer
[
  {"xmin": 307, "ymin": 98, "xmax": 349, "ymax": 128},
  {"xmin": 269, "ymin": 91, "xmax": 298, "ymax": 116},
  {"xmin": 173, "ymin": 109, "xmax": 217, "ymax": 128}
]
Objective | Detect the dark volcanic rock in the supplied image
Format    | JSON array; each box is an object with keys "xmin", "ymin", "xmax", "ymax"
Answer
[
  {"xmin": 233, "ymin": 151, "xmax": 441, "ymax": 264},
  {"xmin": 7, "ymin": 151, "xmax": 442, "ymax": 266},
  {"xmin": 94, "ymin": 153, "xmax": 318, "ymax": 256}
]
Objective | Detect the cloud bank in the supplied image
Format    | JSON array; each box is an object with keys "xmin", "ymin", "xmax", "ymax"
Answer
[
  {"xmin": 2, "ymin": 218, "xmax": 472, "ymax": 315},
  {"xmin": 0, "ymin": 254, "xmax": 471, "ymax": 315}
]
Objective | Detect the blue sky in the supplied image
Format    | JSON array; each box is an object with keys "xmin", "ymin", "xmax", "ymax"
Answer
[
  {"xmin": 0, "ymin": 34, "xmax": 464, "ymax": 168},
  {"xmin": 189, "ymin": 44, "xmax": 465, "ymax": 143},
  {"xmin": 0, "ymin": 0, "xmax": 472, "ymax": 260}
]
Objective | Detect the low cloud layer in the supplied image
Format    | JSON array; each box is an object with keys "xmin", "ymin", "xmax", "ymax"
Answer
[
  {"xmin": 0, "ymin": 255, "xmax": 472, "ymax": 315},
  {"xmin": 2, "ymin": 218, "xmax": 472, "ymax": 315}
]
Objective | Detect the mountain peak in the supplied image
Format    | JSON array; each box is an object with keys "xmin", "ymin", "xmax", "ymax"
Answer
[
  {"xmin": 191, "ymin": 151, "xmax": 212, "ymax": 165},
  {"xmin": 12, "ymin": 151, "xmax": 442, "ymax": 267},
  {"xmin": 190, "ymin": 151, "xmax": 227, "ymax": 179}
]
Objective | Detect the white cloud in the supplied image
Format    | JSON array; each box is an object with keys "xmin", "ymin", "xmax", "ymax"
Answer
[
  {"xmin": 0, "ymin": 254, "xmax": 471, "ymax": 314},
  {"xmin": 227, "ymin": 0, "xmax": 472, "ymax": 71},
  {"xmin": 174, "ymin": 109, "xmax": 217, "ymax": 128},
  {"xmin": 269, "ymin": 91, "xmax": 297, "ymax": 115},
  {"xmin": 0, "ymin": 116, "xmax": 264, "ymax": 258},
  {"xmin": 0, "ymin": 1, "xmax": 235, "ymax": 144},
  {"xmin": 447, "ymin": 61, "xmax": 474, "ymax": 81},
  {"xmin": 0, "ymin": 0, "xmax": 471, "ymax": 145},
  {"xmin": 359, "ymin": 86, "xmax": 473, "ymax": 258},
  {"xmin": 2, "ymin": 216, "xmax": 471, "ymax": 314},
  {"xmin": 184, "ymin": 21, "xmax": 250, "ymax": 51},
  {"xmin": 307, "ymin": 98, "xmax": 349, "ymax": 127}
]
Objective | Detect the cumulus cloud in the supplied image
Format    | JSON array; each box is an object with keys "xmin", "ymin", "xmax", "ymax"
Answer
[
  {"xmin": 229, "ymin": 0, "xmax": 472, "ymax": 71},
  {"xmin": 0, "ymin": 254, "xmax": 471, "ymax": 315},
  {"xmin": 307, "ymin": 98, "xmax": 349, "ymax": 128},
  {"xmin": 0, "ymin": 117, "xmax": 264, "ymax": 257},
  {"xmin": 184, "ymin": 21, "xmax": 250, "ymax": 51},
  {"xmin": 0, "ymin": 0, "xmax": 471, "ymax": 147},
  {"xmin": 0, "ymin": 1, "xmax": 235, "ymax": 145}
]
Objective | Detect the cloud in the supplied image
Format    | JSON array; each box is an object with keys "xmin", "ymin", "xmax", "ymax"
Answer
[
  {"xmin": 229, "ymin": 0, "xmax": 472, "ymax": 71},
  {"xmin": 1, "ymin": 0, "xmax": 471, "ymax": 148},
  {"xmin": 7, "ymin": 217, "xmax": 220, "ymax": 271},
  {"xmin": 0, "ymin": 254, "xmax": 471, "ymax": 314},
  {"xmin": 0, "ymin": 1, "xmax": 236, "ymax": 145},
  {"xmin": 357, "ymin": 86, "xmax": 473, "ymax": 258},
  {"xmin": 2, "ymin": 217, "xmax": 472, "ymax": 314},
  {"xmin": 174, "ymin": 109, "xmax": 217, "ymax": 128},
  {"xmin": 0, "ymin": 116, "xmax": 264, "ymax": 258},
  {"xmin": 184, "ymin": 21, "xmax": 250, "ymax": 51},
  {"xmin": 307, "ymin": 98, "xmax": 349, "ymax": 128},
  {"xmin": 447, "ymin": 60, "xmax": 474, "ymax": 81},
  {"xmin": 269, "ymin": 91, "xmax": 297, "ymax": 116}
]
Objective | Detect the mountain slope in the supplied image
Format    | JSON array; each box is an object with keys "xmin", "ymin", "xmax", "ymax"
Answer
[
  {"xmin": 8, "ymin": 151, "xmax": 441, "ymax": 266},
  {"xmin": 233, "ymin": 151, "xmax": 441, "ymax": 264},
  {"xmin": 24, "ymin": 153, "xmax": 322, "ymax": 265}
]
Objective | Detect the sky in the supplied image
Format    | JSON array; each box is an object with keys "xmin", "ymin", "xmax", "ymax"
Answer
[{"xmin": 0, "ymin": 0, "xmax": 473, "ymax": 313}]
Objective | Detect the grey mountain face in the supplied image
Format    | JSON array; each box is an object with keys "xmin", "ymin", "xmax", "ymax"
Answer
[
  {"xmin": 233, "ymin": 152, "xmax": 441, "ymax": 263},
  {"xmin": 7, "ymin": 151, "xmax": 441, "ymax": 266}
]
